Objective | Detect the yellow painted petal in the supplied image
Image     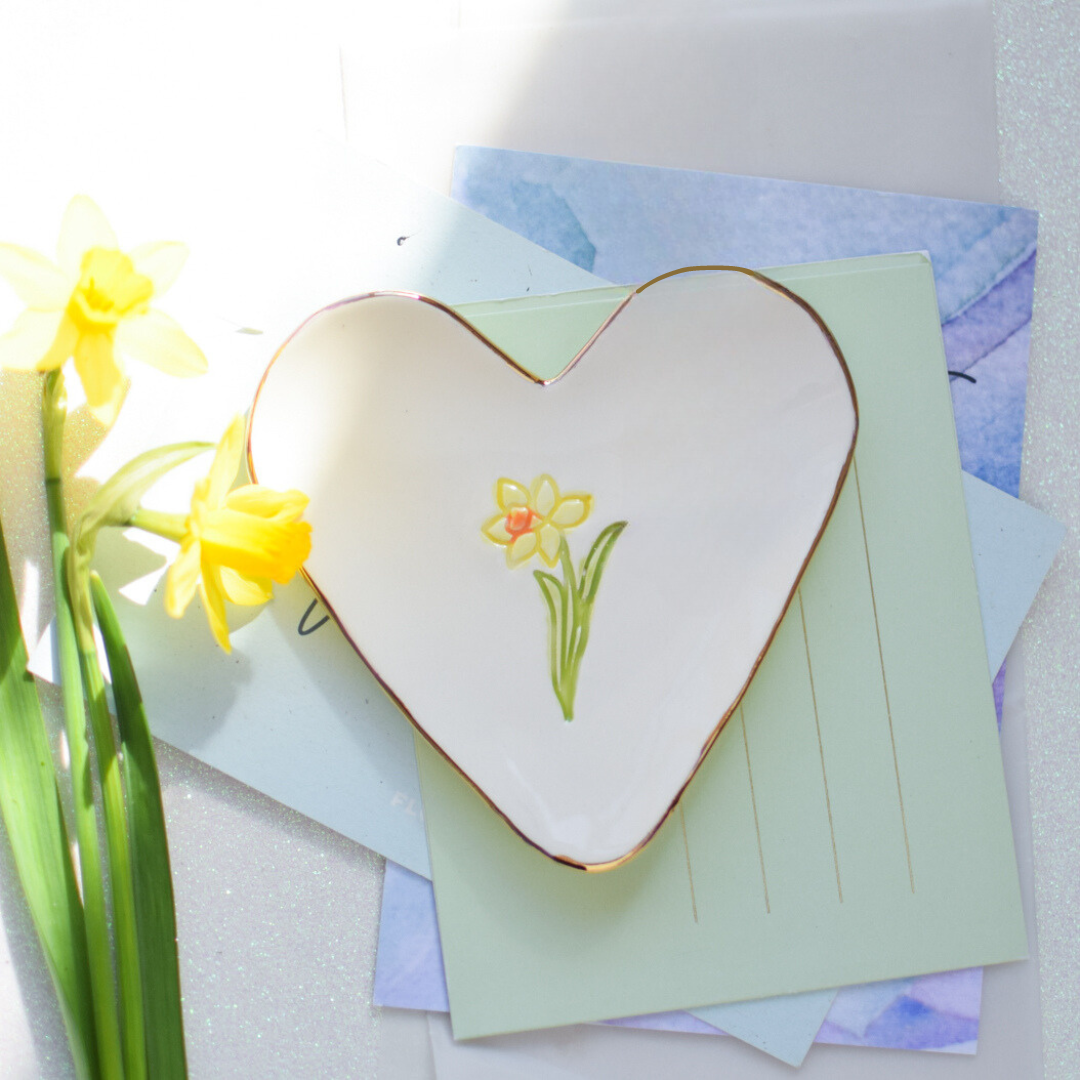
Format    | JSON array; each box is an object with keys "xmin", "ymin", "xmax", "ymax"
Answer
[
  {"xmin": 199, "ymin": 563, "xmax": 232, "ymax": 652},
  {"xmin": 164, "ymin": 540, "xmax": 201, "ymax": 617},
  {"xmin": 538, "ymin": 523, "xmax": 561, "ymax": 566},
  {"xmin": 219, "ymin": 567, "xmax": 273, "ymax": 606},
  {"xmin": 128, "ymin": 241, "xmax": 188, "ymax": 296},
  {"xmin": 56, "ymin": 195, "xmax": 117, "ymax": 276},
  {"xmin": 225, "ymin": 485, "xmax": 308, "ymax": 520},
  {"xmin": 496, "ymin": 478, "xmax": 530, "ymax": 512},
  {"xmin": 482, "ymin": 513, "xmax": 513, "ymax": 545},
  {"xmin": 0, "ymin": 309, "xmax": 63, "ymax": 371},
  {"xmin": 0, "ymin": 244, "xmax": 70, "ymax": 308},
  {"xmin": 550, "ymin": 495, "xmax": 591, "ymax": 529},
  {"xmin": 205, "ymin": 415, "xmax": 246, "ymax": 506},
  {"xmin": 114, "ymin": 308, "xmax": 207, "ymax": 376},
  {"xmin": 507, "ymin": 530, "xmax": 538, "ymax": 567},
  {"xmin": 73, "ymin": 331, "xmax": 128, "ymax": 426},
  {"xmin": 532, "ymin": 475, "xmax": 558, "ymax": 518}
]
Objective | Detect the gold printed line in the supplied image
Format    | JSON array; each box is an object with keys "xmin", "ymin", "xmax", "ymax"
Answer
[
  {"xmin": 853, "ymin": 458, "xmax": 915, "ymax": 893},
  {"xmin": 741, "ymin": 707, "xmax": 771, "ymax": 914},
  {"xmin": 799, "ymin": 591, "xmax": 843, "ymax": 903},
  {"xmin": 679, "ymin": 805, "xmax": 699, "ymax": 923}
]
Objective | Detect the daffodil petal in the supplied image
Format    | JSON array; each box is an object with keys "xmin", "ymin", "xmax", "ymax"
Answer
[
  {"xmin": 115, "ymin": 308, "xmax": 207, "ymax": 377},
  {"xmin": 56, "ymin": 195, "xmax": 117, "ymax": 276},
  {"xmin": 531, "ymin": 475, "xmax": 558, "ymax": 518},
  {"xmin": 538, "ymin": 523, "xmax": 561, "ymax": 566},
  {"xmin": 35, "ymin": 313, "xmax": 79, "ymax": 371},
  {"xmin": 0, "ymin": 309, "xmax": 64, "ymax": 371},
  {"xmin": 0, "ymin": 244, "xmax": 70, "ymax": 308},
  {"xmin": 128, "ymin": 241, "xmax": 188, "ymax": 297},
  {"xmin": 219, "ymin": 567, "xmax": 273, "ymax": 606},
  {"xmin": 164, "ymin": 540, "xmax": 201, "ymax": 617},
  {"xmin": 507, "ymin": 530, "xmax": 538, "ymax": 567},
  {"xmin": 200, "ymin": 506, "xmax": 311, "ymax": 584},
  {"xmin": 551, "ymin": 495, "xmax": 591, "ymax": 529},
  {"xmin": 73, "ymin": 331, "xmax": 128, "ymax": 426},
  {"xmin": 224, "ymin": 485, "xmax": 308, "ymax": 520},
  {"xmin": 205, "ymin": 415, "xmax": 246, "ymax": 506},
  {"xmin": 496, "ymin": 478, "xmax": 530, "ymax": 512},
  {"xmin": 482, "ymin": 513, "xmax": 513, "ymax": 545},
  {"xmin": 199, "ymin": 563, "xmax": 232, "ymax": 652}
]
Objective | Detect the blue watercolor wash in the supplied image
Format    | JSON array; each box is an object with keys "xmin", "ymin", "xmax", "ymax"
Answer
[
  {"xmin": 463, "ymin": 172, "xmax": 597, "ymax": 272},
  {"xmin": 863, "ymin": 996, "xmax": 980, "ymax": 1051}
]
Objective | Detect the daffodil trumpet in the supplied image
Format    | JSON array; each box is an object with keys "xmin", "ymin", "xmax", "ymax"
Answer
[
  {"xmin": 129, "ymin": 414, "xmax": 312, "ymax": 652},
  {"xmin": 483, "ymin": 474, "xmax": 626, "ymax": 721}
]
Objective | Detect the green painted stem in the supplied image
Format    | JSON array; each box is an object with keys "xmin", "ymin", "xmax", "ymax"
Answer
[
  {"xmin": 558, "ymin": 540, "xmax": 580, "ymax": 680},
  {"xmin": 43, "ymin": 372, "xmax": 124, "ymax": 1080}
]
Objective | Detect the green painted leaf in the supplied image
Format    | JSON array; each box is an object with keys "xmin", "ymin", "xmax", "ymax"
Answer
[
  {"xmin": 534, "ymin": 569, "xmax": 574, "ymax": 717},
  {"xmin": 580, "ymin": 521, "xmax": 628, "ymax": 604}
]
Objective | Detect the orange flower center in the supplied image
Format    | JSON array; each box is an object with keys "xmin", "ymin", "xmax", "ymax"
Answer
[
  {"xmin": 505, "ymin": 505, "xmax": 538, "ymax": 538},
  {"xmin": 67, "ymin": 247, "xmax": 153, "ymax": 333}
]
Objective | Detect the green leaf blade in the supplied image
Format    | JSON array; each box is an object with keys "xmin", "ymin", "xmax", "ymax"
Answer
[
  {"xmin": 92, "ymin": 575, "xmax": 188, "ymax": 1080},
  {"xmin": 0, "ymin": 514, "xmax": 99, "ymax": 1080}
]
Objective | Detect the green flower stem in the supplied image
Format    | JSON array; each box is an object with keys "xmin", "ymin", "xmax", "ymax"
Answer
[
  {"xmin": 43, "ymin": 371, "xmax": 124, "ymax": 1080},
  {"xmin": 75, "ymin": 613, "xmax": 147, "ymax": 1080},
  {"xmin": 92, "ymin": 574, "xmax": 188, "ymax": 1080},
  {"xmin": 128, "ymin": 508, "xmax": 188, "ymax": 544},
  {"xmin": 558, "ymin": 540, "xmax": 580, "ymax": 679}
]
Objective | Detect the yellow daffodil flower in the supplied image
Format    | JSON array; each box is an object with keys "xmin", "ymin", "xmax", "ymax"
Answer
[
  {"xmin": 0, "ymin": 195, "xmax": 206, "ymax": 425},
  {"xmin": 138, "ymin": 415, "xmax": 312, "ymax": 652},
  {"xmin": 482, "ymin": 474, "xmax": 592, "ymax": 568}
]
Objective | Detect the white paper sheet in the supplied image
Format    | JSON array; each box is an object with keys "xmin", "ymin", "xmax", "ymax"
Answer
[{"xmin": 341, "ymin": 0, "xmax": 999, "ymax": 203}]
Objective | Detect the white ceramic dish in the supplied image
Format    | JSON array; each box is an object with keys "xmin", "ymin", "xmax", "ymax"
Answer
[{"xmin": 247, "ymin": 268, "xmax": 857, "ymax": 869}]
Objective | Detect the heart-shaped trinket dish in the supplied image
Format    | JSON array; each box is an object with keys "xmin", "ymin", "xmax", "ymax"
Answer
[{"xmin": 247, "ymin": 268, "xmax": 857, "ymax": 869}]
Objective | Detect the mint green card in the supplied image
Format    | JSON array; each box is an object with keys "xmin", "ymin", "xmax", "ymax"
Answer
[{"xmin": 417, "ymin": 254, "xmax": 1027, "ymax": 1039}]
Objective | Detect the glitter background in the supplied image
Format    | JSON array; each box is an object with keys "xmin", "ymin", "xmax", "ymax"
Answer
[{"xmin": 995, "ymin": 3, "xmax": 1080, "ymax": 1078}]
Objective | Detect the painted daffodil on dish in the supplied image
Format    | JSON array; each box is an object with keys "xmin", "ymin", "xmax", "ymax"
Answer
[
  {"xmin": 132, "ymin": 415, "xmax": 312, "ymax": 652},
  {"xmin": 0, "ymin": 195, "xmax": 206, "ymax": 425},
  {"xmin": 483, "ymin": 474, "xmax": 625, "ymax": 721},
  {"xmin": 482, "ymin": 474, "xmax": 592, "ymax": 568}
]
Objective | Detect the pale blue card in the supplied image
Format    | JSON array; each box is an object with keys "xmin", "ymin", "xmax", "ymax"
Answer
[{"xmin": 692, "ymin": 991, "xmax": 838, "ymax": 1067}]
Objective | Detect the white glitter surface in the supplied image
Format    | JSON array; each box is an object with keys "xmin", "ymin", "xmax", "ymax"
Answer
[
  {"xmin": 995, "ymin": 4, "xmax": 1080, "ymax": 1079},
  {"xmin": 155, "ymin": 745, "xmax": 385, "ymax": 1080},
  {"xmin": 0, "ymin": 729, "xmax": 387, "ymax": 1080}
]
